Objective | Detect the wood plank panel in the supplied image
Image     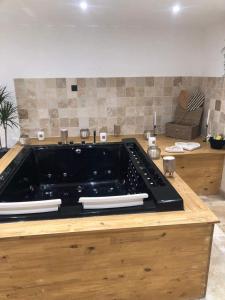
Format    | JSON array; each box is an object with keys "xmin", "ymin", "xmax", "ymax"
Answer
[
  {"xmin": 0, "ymin": 135, "xmax": 217, "ymax": 300},
  {"xmin": 175, "ymin": 154, "xmax": 224, "ymax": 195},
  {"xmin": 0, "ymin": 144, "xmax": 23, "ymax": 173},
  {"xmin": 0, "ymin": 224, "xmax": 213, "ymax": 300}
]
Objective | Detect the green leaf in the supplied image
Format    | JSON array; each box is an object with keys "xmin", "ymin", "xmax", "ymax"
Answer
[
  {"xmin": 0, "ymin": 86, "xmax": 10, "ymax": 104},
  {"xmin": 0, "ymin": 100, "xmax": 19, "ymax": 129}
]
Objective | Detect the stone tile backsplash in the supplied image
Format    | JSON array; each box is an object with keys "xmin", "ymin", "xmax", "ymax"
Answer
[
  {"xmin": 14, "ymin": 76, "xmax": 218, "ymax": 138},
  {"xmin": 201, "ymin": 77, "xmax": 225, "ymax": 136}
]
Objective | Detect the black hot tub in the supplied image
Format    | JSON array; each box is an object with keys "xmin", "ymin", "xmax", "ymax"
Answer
[{"xmin": 0, "ymin": 139, "xmax": 183, "ymax": 222}]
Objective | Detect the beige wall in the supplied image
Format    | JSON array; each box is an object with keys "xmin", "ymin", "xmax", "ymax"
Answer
[
  {"xmin": 15, "ymin": 76, "xmax": 204, "ymax": 138},
  {"xmin": 14, "ymin": 75, "xmax": 225, "ymax": 195}
]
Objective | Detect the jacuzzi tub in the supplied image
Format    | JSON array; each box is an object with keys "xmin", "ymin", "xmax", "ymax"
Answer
[{"xmin": 0, "ymin": 138, "xmax": 183, "ymax": 222}]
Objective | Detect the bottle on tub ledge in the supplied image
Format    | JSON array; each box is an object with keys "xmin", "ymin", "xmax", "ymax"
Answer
[
  {"xmin": 114, "ymin": 124, "xmax": 121, "ymax": 136},
  {"xmin": 80, "ymin": 128, "xmax": 90, "ymax": 139},
  {"xmin": 19, "ymin": 134, "xmax": 30, "ymax": 145},
  {"xmin": 147, "ymin": 135, "xmax": 161, "ymax": 160},
  {"xmin": 99, "ymin": 127, "xmax": 108, "ymax": 143},
  {"xmin": 60, "ymin": 128, "xmax": 68, "ymax": 144},
  {"xmin": 37, "ymin": 129, "xmax": 45, "ymax": 141}
]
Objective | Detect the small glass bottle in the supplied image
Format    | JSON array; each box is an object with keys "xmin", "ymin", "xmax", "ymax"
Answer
[
  {"xmin": 60, "ymin": 128, "xmax": 68, "ymax": 144},
  {"xmin": 114, "ymin": 125, "xmax": 121, "ymax": 136},
  {"xmin": 147, "ymin": 145, "xmax": 161, "ymax": 160}
]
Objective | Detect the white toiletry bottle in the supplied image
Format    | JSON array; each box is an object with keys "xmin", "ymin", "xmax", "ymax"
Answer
[
  {"xmin": 37, "ymin": 129, "xmax": 45, "ymax": 141},
  {"xmin": 100, "ymin": 132, "xmax": 107, "ymax": 142},
  {"xmin": 148, "ymin": 136, "xmax": 156, "ymax": 147}
]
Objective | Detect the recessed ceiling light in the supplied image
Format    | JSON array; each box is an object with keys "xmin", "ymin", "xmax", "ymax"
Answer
[
  {"xmin": 172, "ymin": 4, "xmax": 181, "ymax": 14},
  {"xmin": 80, "ymin": 1, "xmax": 88, "ymax": 10}
]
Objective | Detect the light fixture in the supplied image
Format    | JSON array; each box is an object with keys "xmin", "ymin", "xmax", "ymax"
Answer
[
  {"xmin": 80, "ymin": 1, "xmax": 88, "ymax": 10},
  {"xmin": 172, "ymin": 4, "xmax": 181, "ymax": 14}
]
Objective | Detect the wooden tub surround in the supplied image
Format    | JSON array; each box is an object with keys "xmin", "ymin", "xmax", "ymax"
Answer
[{"xmin": 0, "ymin": 136, "xmax": 218, "ymax": 300}]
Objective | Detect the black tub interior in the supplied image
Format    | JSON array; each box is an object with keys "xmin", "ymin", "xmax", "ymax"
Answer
[{"xmin": 0, "ymin": 139, "xmax": 184, "ymax": 222}]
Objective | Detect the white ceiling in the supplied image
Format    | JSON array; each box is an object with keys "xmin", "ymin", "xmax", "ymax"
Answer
[{"xmin": 0, "ymin": 0, "xmax": 225, "ymax": 29}]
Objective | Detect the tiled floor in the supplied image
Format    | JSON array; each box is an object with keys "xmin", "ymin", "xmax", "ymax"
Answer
[
  {"xmin": 200, "ymin": 195, "xmax": 225, "ymax": 300},
  {"xmin": 202, "ymin": 195, "xmax": 225, "ymax": 234}
]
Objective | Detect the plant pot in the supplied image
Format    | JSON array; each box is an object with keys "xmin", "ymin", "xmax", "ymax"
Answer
[{"xmin": 209, "ymin": 137, "xmax": 225, "ymax": 149}]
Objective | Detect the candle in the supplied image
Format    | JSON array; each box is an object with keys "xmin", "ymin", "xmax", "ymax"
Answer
[
  {"xmin": 206, "ymin": 109, "xmax": 210, "ymax": 126},
  {"xmin": 154, "ymin": 112, "xmax": 157, "ymax": 126},
  {"xmin": 208, "ymin": 121, "xmax": 212, "ymax": 135}
]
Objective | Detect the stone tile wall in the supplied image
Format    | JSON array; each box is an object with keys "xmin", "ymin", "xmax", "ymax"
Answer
[
  {"xmin": 201, "ymin": 77, "xmax": 225, "ymax": 136},
  {"xmin": 14, "ymin": 76, "xmax": 206, "ymax": 138}
]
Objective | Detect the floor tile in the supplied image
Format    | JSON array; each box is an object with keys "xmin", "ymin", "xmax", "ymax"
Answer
[{"xmin": 199, "ymin": 195, "xmax": 225, "ymax": 300}]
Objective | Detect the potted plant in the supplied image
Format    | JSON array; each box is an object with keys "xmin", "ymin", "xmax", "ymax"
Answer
[
  {"xmin": 0, "ymin": 86, "xmax": 19, "ymax": 150},
  {"xmin": 209, "ymin": 134, "xmax": 225, "ymax": 150},
  {"xmin": 0, "ymin": 86, "xmax": 11, "ymax": 149}
]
